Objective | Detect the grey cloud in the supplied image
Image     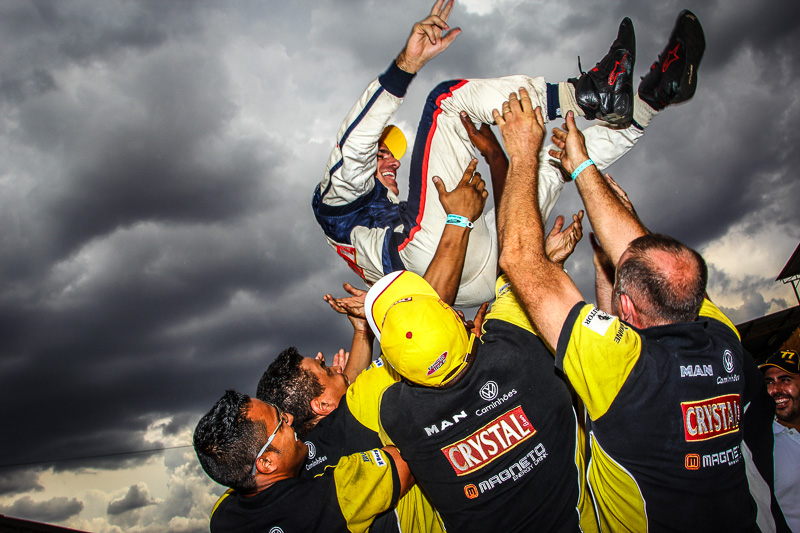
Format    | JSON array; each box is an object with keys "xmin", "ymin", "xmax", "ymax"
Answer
[
  {"xmin": 0, "ymin": 495, "xmax": 83, "ymax": 523},
  {"xmin": 107, "ymin": 483, "xmax": 159, "ymax": 515},
  {"xmin": 0, "ymin": 469, "xmax": 43, "ymax": 496}
]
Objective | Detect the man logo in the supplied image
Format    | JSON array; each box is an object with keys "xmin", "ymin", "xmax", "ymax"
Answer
[
  {"xmin": 480, "ymin": 381, "xmax": 498, "ymax": 401},
  {"xmin": 306, "ymin": 442, "xmax": 316, "ymax": 460},
  {"xmin": 685, "ymin": 454, "xmax": 700, "ymax": 470},
  {"xmin": 464, "ymin": 484, "xmax": 479, "ymax": 499},
  {"xmin": 723, "ymin": 350, "xmax": 734, "ymax": 373}
]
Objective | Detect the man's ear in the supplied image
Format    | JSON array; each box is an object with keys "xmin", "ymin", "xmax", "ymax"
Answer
[
  {"xmin": 310, "ymin": 395, "xmax": 336, "ymax": 417},
  {"xmin": 254, "ymin": 452, "xmax": 278, "ymax": 476},
  {"xmin": 618, "ymin": 294, "xmax": 641, "ymax": 327}
]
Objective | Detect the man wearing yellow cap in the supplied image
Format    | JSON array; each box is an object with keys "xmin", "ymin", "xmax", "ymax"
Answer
[
  {"xmin": 366, "ymin": 270, "xmax": 593, "ymax": 532},
  {"xmin": 313, "ymin": 0, "xmax": 697, "ymax": 308}
]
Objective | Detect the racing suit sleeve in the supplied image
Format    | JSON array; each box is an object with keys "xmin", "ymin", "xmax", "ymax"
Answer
[{"xmin": 317, "ymin": 61, "xmax": 414, "ymax": 208}]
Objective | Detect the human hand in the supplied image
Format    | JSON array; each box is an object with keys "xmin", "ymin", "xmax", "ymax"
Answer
[
  {"xmin": 492, "ymin": 89, "xmax": 546, "ymax": 165},
  {"xmin": 548, "ymin": 111, "xmax": 590, "ymax": 176},
  {"xmin": 603, "ymin": 173, "xmax": 637, "ymax": 217},
  {"xmin": 396, "ymin": 0, "xmax": 461, "ymax": 74},
  {"xmin": 460, "ymin": 112, "xmax": 505, "ymax": 161},
  {"xmin": 323, "ymin": 283, "xmax": 367, "ymax": 319},
  {"xmin": 545, "ymin": 210, "xmax": 584, "ymax": 265},
  {"xmin": 331, "ymin": 348, "xmax": 349, "ymax": 371},
  {"xmin": 433, "ymin": 158, "xmax": 487, "ymax": 222},
  {"xmin": 461, "ymin": 302, "xmax": 489, "ymax": 338}
]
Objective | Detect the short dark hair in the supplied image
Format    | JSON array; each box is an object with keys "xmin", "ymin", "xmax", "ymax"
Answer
[
  {"xmin": 614, "ymin": 233, "xmax": 707, "ymax": 324},
  {"xmin": 193, "ymin": 390, "xmax": 267, "ymax": 493},
  {"xmin": 257, "ymin": 347, "xmax": 323, "ymax": 439}
]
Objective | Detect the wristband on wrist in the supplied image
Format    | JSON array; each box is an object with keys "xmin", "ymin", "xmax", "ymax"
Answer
[
  {"xmin": 446, "ymin": 214, "xmax": 474, "ymax": 229},
  {"xmin": 570, "ymin": 159, "xmax": 595, "ymax": 181}
]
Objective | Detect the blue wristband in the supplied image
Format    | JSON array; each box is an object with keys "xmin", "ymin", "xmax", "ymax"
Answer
[
  {"xmin": 446, "ymin": 214, "xmax": 474, "ymax": 229},
  {"xmin": 570, "ymin": 159, "xmax": 595, "ymax": 181}
]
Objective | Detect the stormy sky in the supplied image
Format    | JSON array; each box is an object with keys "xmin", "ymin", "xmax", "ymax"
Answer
[{"xmin": 1, "ymin": 1, "xmax": 798, "ymax": 531}]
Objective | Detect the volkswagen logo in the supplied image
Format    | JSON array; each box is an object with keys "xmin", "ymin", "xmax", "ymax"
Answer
[
  {"xmin": 722, "ymin": 350, "xmax": 734, "ymax": 373},
  {"xmin": 480, "ymin": 381, "xmax": 498, "ymax": 401},
  {"xmin": 305, "ymin": 441, "xmax": 316, "ymax": 459},
  {"xmin": 269, "ymin": 528, "xmax": 283, "ymax": 533}
]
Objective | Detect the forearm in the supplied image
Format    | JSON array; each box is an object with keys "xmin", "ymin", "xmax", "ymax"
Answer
[
  {"xmin": 344, "ymin": 328, "xmax": 375, "ymax": 384},
  {"xmin": 423, "ymin": 224, "xmax": 471, "ymax": 306},
  {"xmin": 574, "ymin": 165, "xmax": 646, "ymax": 266},
  {"xmin": 498, "ymin": 155, "xmax": 543, "ymax": 270},
  {"xmin": 484, "ymin": 150, "xmax": 509, "ymax": 208}
]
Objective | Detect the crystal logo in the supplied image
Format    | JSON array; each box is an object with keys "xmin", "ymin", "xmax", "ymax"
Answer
[{"xmin": 480, "ymin": 381, "xmax": 498, "ymax": 401}]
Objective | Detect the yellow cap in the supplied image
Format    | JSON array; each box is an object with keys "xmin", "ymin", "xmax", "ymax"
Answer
[
  {"xmin": 379, "ymin": 125, "xmax": 407, "ymax": 160},
  {"xmin": 365, "ymin": 271, "xmax": 470, "ymax": 387}
]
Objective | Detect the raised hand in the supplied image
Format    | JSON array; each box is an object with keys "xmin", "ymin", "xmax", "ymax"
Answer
[
  {"xmin": 433, "ymin": 158, "xmax": 487, "ymax": 222},
  {"xmin": 493, "ymin": 88, "xmax": 546, "ymax": 165},
  {"xmin": 396, "ymin": 0, "xmax": 462, "ymax": 74},
  {"xmin": 548, "ymin": 111, "xmax": 590, "ymax": 177},
  {"xmin": 545, "ymin": 211, "xmax": 585, "ymax": 265},
  {"xmin": 323, "ymin": 282, "xmax": 367, "ymax": 319}
]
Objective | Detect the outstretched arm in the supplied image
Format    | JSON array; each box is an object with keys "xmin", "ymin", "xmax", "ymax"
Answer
[
  {"xmin": 396, "ymin": 0, "xmax": 462, "ymax": 74},
  {"xmin": 460, "ymin": 112, "xmax": 508, "ymax": 205},
  {"xmin": 549, "ymin": 112, "xmax": 647, "ymax": 266},
  {"xmin": 324, "ymin": 284, "xmax": 375, "ymax": 383},
  {"xmin": 494, "ymin": 89, "xmax": 583, "ymax": 349},
  {"xmin": 424, "ymin": 158, "xmax": 487, "ymax": 305}
]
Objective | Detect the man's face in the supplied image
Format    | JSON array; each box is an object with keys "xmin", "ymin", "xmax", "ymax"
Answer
[
  {"xmin": 375, "ymin": 142, "xmax": 401, "ymax": 196},
  {"xmin": 248, "ymin": 399, "xmax": 307, "ymax": 475},
  {"xmin": 764, "ymin": 366, "xmax": 800, "ymax": 427},
  {"xmin": 300, "ymin": 356, "xmax": 350, "ymax": 410}
]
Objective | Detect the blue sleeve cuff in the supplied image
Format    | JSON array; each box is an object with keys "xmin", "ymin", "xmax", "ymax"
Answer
[{"xmin": 378, "ymin": 61, "xmax": 415, "ymax": 98}]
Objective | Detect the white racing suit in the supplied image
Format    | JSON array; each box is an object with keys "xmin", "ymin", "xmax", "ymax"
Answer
[{"xmin": 313, "ymin": 61, "xmax": 644, "ymax": 307}]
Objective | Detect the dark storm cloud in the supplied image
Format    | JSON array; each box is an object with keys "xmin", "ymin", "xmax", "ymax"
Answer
[
  {"xmin": 107, "ymin": 483, "xmax": 158, "ymax": 515},
  {"xmin": 0, "ymin": 496, "xmax": 83, "ymax": 523},
  {"xmin": 0, "ymin": 469, "xmax": 43, "ymax": 497}
]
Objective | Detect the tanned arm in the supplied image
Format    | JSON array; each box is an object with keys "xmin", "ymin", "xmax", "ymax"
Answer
[
  {"xmin": 548, "ymin": 112, "xmax": 647, "ymax": 266},
  {"xmin": 494, "ymin": 89, "xmax": 583, "ymax": 350}
]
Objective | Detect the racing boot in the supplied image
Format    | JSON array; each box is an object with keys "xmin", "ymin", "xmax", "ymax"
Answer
[
  {"xmin": 638, "ymin": 10, "xmax": 705, "ymax": 111},
  {"xmin": 569, "ymin": 17, "xmax": 635, "ymax": 125}
]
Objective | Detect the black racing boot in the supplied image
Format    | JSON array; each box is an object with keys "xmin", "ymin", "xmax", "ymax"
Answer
[
  {"xmin": 570, "ymin": 17, "xmax": 635, "ymax": 125},
  {"xmin": 638, "ymin": 10, "xmax": 705, "ymax": 111}
]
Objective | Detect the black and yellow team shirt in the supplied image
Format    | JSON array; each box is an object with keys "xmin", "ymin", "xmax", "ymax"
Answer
[
  {"xmin": 556, "ymin": 299, "xmax": 762, "ymax": 533},
  {"xmin": 210, "ymin": 448, "xmax": 400, "ymax": 533},
  {"xmin": 301, "ymin": 357, "xmax": 444, "ymax": 533},
  {"xmin": 379, "ymin": 276, "xmax": 585, "ymax": 532}
]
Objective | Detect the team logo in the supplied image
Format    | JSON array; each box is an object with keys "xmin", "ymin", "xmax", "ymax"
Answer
[
  {"xmin": 427, "ymin": 352, "xmax": 448, "ymax": 376},
  {"xmin": 441, "ymin": 405, "xmax": 535, "ymax": 476},
  {"xmin": 464, "ymin": 484, "xmax": 479, "ymax": 499},
  {"xmin": 682, "ymin": 394, "xmax": 741, "ymax": 442},
  {"xmin": 305, "ymin": 442, "xmax": 316, "ymax": 460},
  {"xmin": 269, "ymin": 528, "xmax": 283, "ymax": 533},
  {"xmin": 685, "ymin": 454, "xmax": 700, "ymax": 470},
  {"xmin": 480, "ymin": 381, "xmax": 498, "ymax": 401},
  {"xmin": 335, "ymin": 244, "xmax": 364, "ymax": 278},
  {"xmin": 680, "ymin": 364, "xmax": 713, "ymax": 378},
  {"xmin": 723, "ymin": 350, "xmax": 734, "ymax": 373}
]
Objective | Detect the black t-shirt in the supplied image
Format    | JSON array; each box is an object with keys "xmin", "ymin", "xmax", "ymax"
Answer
[{"xmin": 380, "ymin": 315, "xmax": 581, "ymax": 532}]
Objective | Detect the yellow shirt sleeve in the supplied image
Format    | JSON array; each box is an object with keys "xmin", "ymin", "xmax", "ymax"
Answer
[
  {"xmin": 334, "ymin": 449, "xmax": 399, "ymax": 533},
  {"xmin": 346, "ymin": 356, "xmax": 401, "ymax": 433},
  {"xmin": 699, "ymin": 298, "xmax": 740, "ymax": 339},
  {"xmin": 484, "ymin": 274, "xmax": 540, "ymax": 337},
  {"xmin": 561, "ymin": 304, "xmax": 642, "ymax": 420}
]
